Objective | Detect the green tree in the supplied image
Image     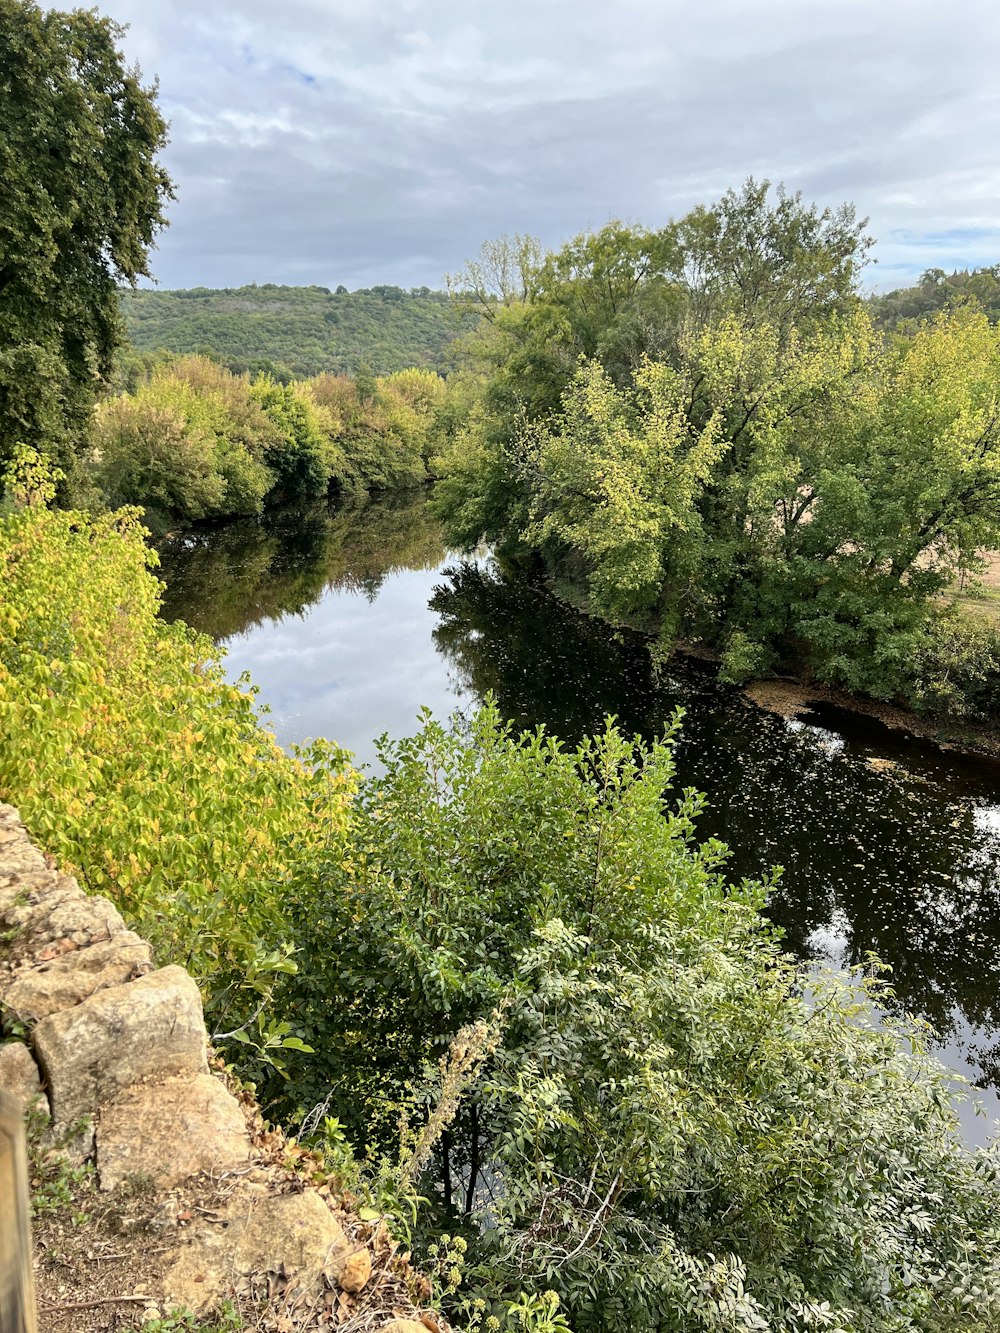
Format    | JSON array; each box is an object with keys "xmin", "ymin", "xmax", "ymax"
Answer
[
  {"xmin": 0, "ymin": 0, "xmax": 172, "ymax": 486},
  {"xmin": 434, "ymin": 181, "xmax": 873, "ymax": 559},
  {"xmin": 276, "ymin": 706, "xmax": 1000, "ymax": 1333}
]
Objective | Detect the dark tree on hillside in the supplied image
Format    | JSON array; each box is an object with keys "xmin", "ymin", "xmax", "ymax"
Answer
[{"xmin": 0, "ymin": 0, "xmax": 173, "ymax": 485}]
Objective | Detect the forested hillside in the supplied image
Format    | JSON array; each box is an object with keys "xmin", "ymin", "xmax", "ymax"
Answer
[
  {"xmin": 869, "ymin": 264, "xmax": 1000, "ymax": 330},
  {"xmin": 121, "ymin": 282, "xmax": 473, "ymax": 378}
]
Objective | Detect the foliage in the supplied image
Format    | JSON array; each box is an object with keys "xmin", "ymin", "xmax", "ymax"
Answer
[
  {"xmin": 869, "ymin": 265, "xmax": 1000, "ymax": 333},
  {"xmin": 0, "ymin": 454, "xmax": 353, "ymax": 1035},
  {"xmin": 308, "ymin": 367, "xmax": 444, "ymax": 491},
  {"xmin": 89, "ymin": 357, "xmax": 447, "ymax": 525},
  {"xmin": 273, "ymin": 705, "xmax": 1000, "ymax": 1333},
  {"xmin": 0, "ymin": 0, "xmax": 171, "ymax": 485},
  {"xmin": 434, "ymin": 182, "xmax": 1000, "ymax": 718},
  {"xmin": 906, "ymin": 611, "xmax": 1000, "ymax": 721},
  {"xmin": 136, "ymin": 1304, "xmax": 242, "ymax": 1333},
  {"xmin": 481, "ymin": 925, "xmax": 1000, "ymax": 1333},
  {"xmin": 247, "ymin": 376, "xmax": 339, "ymax": 502},
  {"xmin": 90, "ymin": 357, "xmax": 289, "ymax": 527},
  {"xmin": 519, "ymin": 357, "xmax": 726, "ymax": 623},
  {"xmin": 25, "ymin": 1102, "xmax": 94, "ymax": 1224},
  {"xmin": 120, "ymin": 283, "xmax": 472, "ymax": 379},
  {"xmin": 275, "ymin": 705, "xmax": 732, "ymax": 1134}
]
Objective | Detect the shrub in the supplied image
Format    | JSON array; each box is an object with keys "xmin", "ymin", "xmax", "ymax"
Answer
[
  {"xmin": 90, "ymin": 358, "xmax": 278, "ymax": 524},
  {"xmin": 0, "ymin": 456, "xmax": 353, "ymax": 1032},
  {"xmin": 249, "ymin": 377, "xmax": 340, "ymax": 500},
  {"xmin": 279, "ymin": 705, "xmax": 1000, "ymax": 1333},
  {"xmin": 906, "ymin": 611, "xmax": 1000, "ymax": 721}
]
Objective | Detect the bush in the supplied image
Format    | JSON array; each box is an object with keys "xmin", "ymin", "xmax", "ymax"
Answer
[
  {"xmin": 249, "ymin": 377, "xmax": 341, "ymax": 500},
  {"xmin": 307, "ymin": 370, "xmax": 441, "ymax": 491},
  {"xmin": 278, "ymin": 705, "xmax": 1000, "ymax": 1333},
  {"xmin": 0, "ymin": 456, "xmax": 353, "ymax": 1034},
  {"xmin": 90, "ymin": 358, "xmax": 278, "ymax": 525},
  {"xmin": 905, "ymin": 611, "xmax": 1000, "ymax": 721}
]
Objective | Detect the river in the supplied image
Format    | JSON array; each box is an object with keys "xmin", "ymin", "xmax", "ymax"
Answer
[{"xmin": 157, "ymin": 490, "xmax": 1000, "ymax": 1142}]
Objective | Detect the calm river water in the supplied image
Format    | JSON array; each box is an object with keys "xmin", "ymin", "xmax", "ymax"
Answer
[{"xmin": 158, "ymin": 491, "xmax": 1000, "ymax": 1141}]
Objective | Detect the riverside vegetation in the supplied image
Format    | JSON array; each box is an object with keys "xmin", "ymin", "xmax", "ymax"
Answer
[
  {"xmin": 87, "ymin": 356, "xmax": 448, "ymax": 532},
  {"xmin": 3, "ymin": 454, "xmax": 1000, "ymax": 1333},
  {"xmin": 431, "ymin": 188, "xmax": 1000, "ymax": 729},
  {"xmin": 2, "ymin": 2, "xmax": 1000, "ymax": 1327}
]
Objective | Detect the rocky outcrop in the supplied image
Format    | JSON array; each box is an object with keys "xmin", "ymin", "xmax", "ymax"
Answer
[
  {"xmin": 0, "ymin": 1040, "xmax": 44, "ymax": 1110},
  {"xmin": 0, "ymin": 804, "xmax": 449, "ymax": 1333},
  {"xmin": 96, "ymin": 1073, "xmax": 252, "ymax": 1191}
]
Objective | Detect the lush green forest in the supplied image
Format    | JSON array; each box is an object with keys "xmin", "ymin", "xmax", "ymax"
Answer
[
  {"xmin": 4, "ymin": 3, "xmax": 1000, "ymax": 1329},
  {"xmin": 121, "ymin": 283, "xmax": 473, "ymax": 379},
  {"xmin": 84, "ymin": 354, "xmax": 446, "ymax": 530},
  {"xmin": 432, "ymin": 186, "xmax": 1000, "ymax": 726},
  {"xmin": 869, "ymin": 265, "xmax": 1000, "ymax": 331}
]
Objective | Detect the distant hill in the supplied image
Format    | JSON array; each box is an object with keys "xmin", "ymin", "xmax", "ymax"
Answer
[
  {"xmin": 868, "ymin": 266, "xmax": 1000, "ymax": 331},
  {"xmin": 121, "ymin": 283, "xmax": 474, "ymax": 378}
]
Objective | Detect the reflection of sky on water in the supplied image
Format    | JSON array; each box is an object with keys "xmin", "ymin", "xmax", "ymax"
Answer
[
  {"xmin": 222, "ymin": 564, "xmax": 475, "ymax": 765},
  {"xmin": 161, "ymin": 502, "xmax": 1000, "ymax": 1145}
]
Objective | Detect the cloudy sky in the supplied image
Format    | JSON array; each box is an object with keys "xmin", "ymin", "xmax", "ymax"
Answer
[{"xmin": 109, "ymin": 0, "xmax": 1000, "ymax": 293}]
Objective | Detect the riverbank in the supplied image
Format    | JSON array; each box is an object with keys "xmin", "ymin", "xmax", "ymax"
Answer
[
  {"xmin": 739, "ymin": 551, "xmax": 1000, "ymax": 761},
  {"xmin": 743, "ymin": 675, "xmax": 1000, "ymax": 762}
]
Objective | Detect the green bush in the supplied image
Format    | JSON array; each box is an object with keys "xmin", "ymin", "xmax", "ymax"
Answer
[
  {"xmin": 278, "ymin": 705, "xmax": 1000, "ymax": 1333},
  {"xmin": 906, "ymin": 611, "xmax": 1000, "ymax": 720},
  {"xmin": 90, "ymin": 358, "xmax": 278, "ymax": 525},
  {"xmin": 249, "ymin": 376, "xmax": 340, "ymax": 500},
  {"xmin": 0, "ymin": 456, "xmax": 353, "ymax": 1036}
]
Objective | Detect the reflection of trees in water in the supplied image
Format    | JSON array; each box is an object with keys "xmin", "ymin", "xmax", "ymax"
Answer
[
  {"xmin": 431, "ymin": 560, "xmax": 1000, "ymax": 1079},
  {"xmin": 157, "ymin": 490, "xmax": 446, "ymax": 640}
]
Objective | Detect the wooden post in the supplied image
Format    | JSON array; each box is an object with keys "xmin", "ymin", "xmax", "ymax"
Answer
[{"xmin": 0, "ymin": 1090, "xmax": 37, "ymax": 1333}]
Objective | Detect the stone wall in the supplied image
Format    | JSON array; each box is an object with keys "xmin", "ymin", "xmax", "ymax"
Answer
[{"xmin": 0, "ymin": 804, "xmax": 435, "ymax": 1333}]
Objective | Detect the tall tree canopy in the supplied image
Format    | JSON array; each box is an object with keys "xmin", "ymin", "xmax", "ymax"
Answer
[
  {"xmin": 434, "ymin": 183, "xmax": 1000, "ymax": 719},
  {"xmin": 0, "ymin": 0, "xmax": 172, "ymax": 483}
]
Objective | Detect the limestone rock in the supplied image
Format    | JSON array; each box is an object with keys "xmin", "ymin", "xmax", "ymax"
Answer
[
  {"xmin": 0, "ymin": 806, "xmax": 48, "ymax": 884},
  {"xmin": 163, "ymin": 1182, "xmax": 346, "ymax": 1313},
  {"xmin": 1, "ymin": 879, "xmax": 127, "ymax": 953},
  {"xmin": 97, "ymin": 1072, "xmax": 251, "ymax": 1190},
  {"xmin": 327, "ymin": 1242, "xmax": 372, "ymax": 1293},
  {"xmin": 236, "ymin": 1189, "xmax": 346, "ymax": 1280},
  {"xmin": 4, "ymin": 932, "xmax": 154, "ymax": 1022},
  {"xmin": 0, "ymin": 1040, "xmax": 47, "ymax": 1111},
  {"xmin": 33, "ymin": 966, "xmax": 208, "ymax": 1126},
  {"xmin": 379, "ymin": 1322, "xmax": 429, "ymax": 1333}
]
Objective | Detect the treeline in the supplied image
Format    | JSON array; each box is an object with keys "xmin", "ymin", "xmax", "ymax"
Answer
[
  {"xmin": 85, "ymin": 356, "xmax": 445, "ymax": 529},
  {"xmin": 869, "ymin": 264, "xmax": 1000, "ymax": 331},
  {"xmin": 432, "ymin": 182, "xmax": 1000, "ymax": 724},
  {"xmin": 3, "ymin": 473, "xmax": 1000, "ymax": 1332},
  {"xmin": 121, "ymin": 282, "xmax": 473, "ymax": 379}
]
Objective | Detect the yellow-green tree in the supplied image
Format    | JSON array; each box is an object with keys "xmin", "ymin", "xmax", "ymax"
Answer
[{"xmin": 0, "ymin": 452, "xmax": 353, "ymax": 1034}]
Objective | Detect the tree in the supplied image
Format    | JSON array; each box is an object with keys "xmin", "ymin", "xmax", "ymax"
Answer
[
  {"xmin": 446, "ymin": 233, "xmax": 544, "ymax": 321},
  {"xmin": 274, "ymin": 706, "xmax": 1000, "ymax": 1332},
  {"xmin": 0, "ymin": 0, "xmax": 172, "ymax": 487},
  {"xmin": 676, "ymin": 178, "xmax": 872, "ymax": 338}
]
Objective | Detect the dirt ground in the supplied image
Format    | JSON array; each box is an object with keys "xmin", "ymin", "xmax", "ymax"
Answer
[
  {"xmin": 949, "ymin": 550, "xmax": 1000, "ymax": 622},
  {"xmin": 27, "ymin": 1085, "xmax": 442, "ymax": 1333}
]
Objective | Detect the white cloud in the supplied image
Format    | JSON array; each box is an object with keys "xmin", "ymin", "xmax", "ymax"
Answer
[{"xmin": 101, "ymin": 0, "xmax": 1000, "ymax": 290}]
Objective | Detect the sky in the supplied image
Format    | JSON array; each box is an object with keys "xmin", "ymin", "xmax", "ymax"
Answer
[{"xmin": 107, "ymin": 0, "xmax": 1000, "ymax": 294}]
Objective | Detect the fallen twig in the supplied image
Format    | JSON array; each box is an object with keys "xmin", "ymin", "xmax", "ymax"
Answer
[{"xmin": 40, "ymin": 1295, "xmax": 149, "ymax": 1312}]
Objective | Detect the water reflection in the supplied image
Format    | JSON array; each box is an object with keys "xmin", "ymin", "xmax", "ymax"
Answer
[
  {"xmin": 159, "ymin": 495, "xmax": 1000, "ymax": 1128},
  {"xmin": 158, "ymin": 492, "xmax": 446, "ymax": 639}
]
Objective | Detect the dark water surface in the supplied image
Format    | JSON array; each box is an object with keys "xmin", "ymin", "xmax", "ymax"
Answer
[{"xmin": 158, "ymin": 492, "xmax": 1000, "ymax": 1140}]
